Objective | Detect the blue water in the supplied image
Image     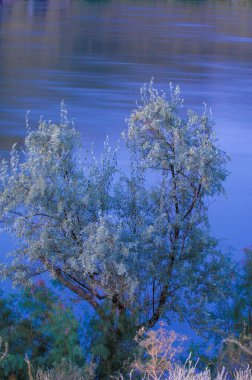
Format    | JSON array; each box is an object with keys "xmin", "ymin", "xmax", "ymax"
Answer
[{"xmin": 0, "ymin": 0, "xmax": 252, "ymax": 262}]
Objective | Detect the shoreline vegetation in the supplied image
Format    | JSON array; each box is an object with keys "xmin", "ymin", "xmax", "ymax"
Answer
[
  {"xmin": 3, "ymin": 283, "xmax": 252, "ymax": 379},
  {"xmin": 0, "ymin": 83, "xmax": 252, "ymax": 379},
  {"xmin": 2, "ymin": 328, "xmax": 252, "ymax": 380}
]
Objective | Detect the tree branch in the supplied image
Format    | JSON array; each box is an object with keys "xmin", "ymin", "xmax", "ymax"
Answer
[
  {"xmin": 39, "ymin": 257, "xmax": 102, "ymax": 314},
  {"xmin": 182, "ymin": 183, "xmax": 202, "ymax": 221}
]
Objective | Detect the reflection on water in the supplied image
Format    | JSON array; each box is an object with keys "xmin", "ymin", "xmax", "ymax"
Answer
[{"xmin": 0, "ymin": 0, "xmax": 252, "ymax": 252}]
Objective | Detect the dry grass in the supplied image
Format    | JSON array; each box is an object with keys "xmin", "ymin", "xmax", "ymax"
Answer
[
  {"xmin": 112, "ymin": 365, "xmax": 252, "ymax": 380},
  {"xmin": 26, "ymin": 360, "xmax": 95, "ymax": 380},
  {"xmin": 234, "ymin": 367, "xmax": 252, "ymax": 380},
  {"xmin": 24, "ymin": 357, "xmax": 252, "ymax": 380}
]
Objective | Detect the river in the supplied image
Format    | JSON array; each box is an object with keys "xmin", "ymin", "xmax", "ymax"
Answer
[{"xmin": 0, "ymin": 0, "xmax": 252, "ymax": 258}]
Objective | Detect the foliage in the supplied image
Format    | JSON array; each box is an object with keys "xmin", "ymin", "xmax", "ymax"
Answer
[
  {"xmin": 123, "ymin": 81, "xmax": 231, "ymax": 331},
  {"xmin": 0, "ymin": 83, "xmax": 232, "ymax": 376},
  {"xmin": 232, "ymin": 247, "xmax": 252, "ymax": 336},
  {"xmin": 214, "ymin": 247, "xmax": 252, "ymax": 372},
  {"xmin": 20, "ymin": 281, "xmax": 84, "ymax": 368},
  {"xmin": 0, "ymin": 290, "xmax": 26, "ymax": 379},
  {"xmin": 90, "ymin": 301, "xmax": 138, "ymax": 378},
  {"xmin": 0, "ymin": 283, "xmax": 84, "ymax": 379}
]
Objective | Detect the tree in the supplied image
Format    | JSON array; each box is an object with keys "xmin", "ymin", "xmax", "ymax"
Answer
[
  {"xmin": 90, "ymin": 302, "xmax": 137, "ymax": 378},
  {"xmin": 0, "ymin": 283, "xmax": 84, "ymax": 379},
  {"xmin": 121, "ymin": 82, "xmax": 231, "ymax": 331},
  {"xmin": 236, "ymin": 247, "xmax": 252, "ymax": 336},
  {"xmin": 215, "ymin": 247, "xmax": 252, "ymax": 371},
  {"xmin": 216, "ymin": 252, "xmax": 252, "ymax": 340},
  {"xmin": 18, "ymin": 281, "xmax": 84, "ymax": 368},
  {"xmin": 0, "ymin": 83, "xmax": 231, "ymax": 374}
]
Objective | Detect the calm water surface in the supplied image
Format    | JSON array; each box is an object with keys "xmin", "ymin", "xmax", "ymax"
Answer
[{"xmin": 0, "ymin": 0, "xmax": 252, "ymax": 258}]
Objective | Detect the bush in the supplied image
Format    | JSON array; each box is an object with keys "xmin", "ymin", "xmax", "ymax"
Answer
[{"xmin": 0, "ymin": 284, "xmax": 85, "ymax": 379}]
